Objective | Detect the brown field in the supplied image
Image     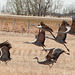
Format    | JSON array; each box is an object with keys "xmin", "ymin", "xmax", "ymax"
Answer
[
  {"xmin": 0, "ymin": 15, "xmax": 74, "ymax": 75},
  {"xmin": 0, "ymin": 15, "xmax": 72, "ymax": 33},
  {"xmin": 0, "ymin": 31, "xmax": 75, "ymax": 75}
]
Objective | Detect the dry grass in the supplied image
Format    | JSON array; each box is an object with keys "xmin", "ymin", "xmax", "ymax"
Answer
[
  {"xmin": 0, "ymin": 16, "xmax": 72, "ymax": 33},
  {"xmin": 0, "ymin": 31, "xmax": 74, "ymax": 75},
  {"xmin": 0, "ymin": 16, "xmax": 74, "ymax": 75}
]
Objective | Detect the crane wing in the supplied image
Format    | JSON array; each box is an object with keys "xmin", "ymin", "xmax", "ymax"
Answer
[
  {"xmin": 58, "ymin": 26, "xmax": 71, "ymax": 33},
  {"xmin": 35, "ymin": 30, "xmax": 45, "ymax": 46}
]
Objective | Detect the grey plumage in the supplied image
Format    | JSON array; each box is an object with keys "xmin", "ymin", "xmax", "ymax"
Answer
[
  {"xmin": 0, "ymin": 41, "xmax": 12, "ymax": 63},
  {"xmin": 34, "ymin": 48, "xmax": 69, "ymax": 67},
  {"xmin": 24, "ymin": 29, "xmax": 45, "ymax": 49},
  {"xmin": 34, "ymin": 57, "xmax": 56, "ymax": 67},
  {"xmin": 58, "ymin": 26, "xmax": 71, "ymax": 33},
  {"xmin": 40, "ymin": 21, "xmax": 53, "ymax": 32},
  {"xmin": 0, "ymin": 41, "xmax": 12, "ymax": 49},
  {"xmin": 31, "ymin": 21, "xmax": 55, "ymax": 38},
  {"xmin": 46, "ymin": 20, "xmax": 71, "ymax": 52},
  {"xmin": 43, "ymin": 48, "xmax": 70, "ymax": 61}
]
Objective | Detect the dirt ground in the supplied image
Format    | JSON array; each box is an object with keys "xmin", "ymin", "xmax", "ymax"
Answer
[{"xmin": 0, "ymin": 31, "xmax": 75, "ymax": 75}]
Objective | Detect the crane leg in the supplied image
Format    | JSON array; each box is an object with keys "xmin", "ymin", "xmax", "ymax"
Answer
[
  {"xmin": 42, "ymin": 46, "xmax": 47, "ymax": 52},
  {"xmin": 49, "ymin": 32, "xmax": 55, "ymax": 39},
  {"xmin": 63, "ymin": 43, "xmax": 70, "ymax": 52}
]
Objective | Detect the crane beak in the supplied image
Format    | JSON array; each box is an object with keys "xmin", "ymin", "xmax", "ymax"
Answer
[{"xmin": 33, "ymin": 57, "xmax": 37, "ymax": 59}]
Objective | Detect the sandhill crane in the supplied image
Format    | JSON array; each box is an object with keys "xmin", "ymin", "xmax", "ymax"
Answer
[
  {"xmin": 58, "ymin": 20, "xmax": 71, "ymax": 33},
  {"xmin": 34, "ymin": 48, "xmax": 69, "ymax": 67},
  {"xmin": 31, "ymin": 21, "xmax": 55, "ymax": 38},
  {"xmin": 34, "ymin": 57, "xmax": 56, "ymax": 67},
  {"xmin": 46, "ymin": 20, "xmax": 71, "ymax": 52},
  {"xmin": 0, "ymin": 41, "xmax": 12, "ymax": 49},
  {"xmin": 43, "ymin": 48, "xmax": 70, "ymax": 61},
  {"xmin": 24, "ymin": 29, "xmax": 46, "ymax": 49},
  {"xmin": 0, "ymin": 41, "xmax": 12, "ymax": 63}
]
